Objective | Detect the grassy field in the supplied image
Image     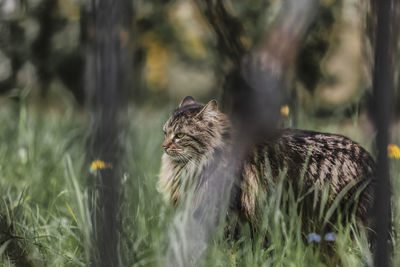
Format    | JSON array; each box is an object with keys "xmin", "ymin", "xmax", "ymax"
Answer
[{"xmin": 0, "ymin": 99, "xmax": 399, "ymax": 266}]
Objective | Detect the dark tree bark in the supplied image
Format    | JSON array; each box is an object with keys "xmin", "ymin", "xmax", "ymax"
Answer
[
  {"xmin": 370, "ymin": 0, "xmax": 395, "ymax": 266},
  {"xmin": 87, "ymin": 0, "xmax": 131, "ymax": 266},
  {"xmin": 31, "ymin": 0, "xmax": 60, "ymax": 97},
  {"xmin": 194, "ymin": 0, "xmax": 247, "ymax": 112}
]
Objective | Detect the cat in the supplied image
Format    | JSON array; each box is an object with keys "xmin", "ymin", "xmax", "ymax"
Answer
[{"xmin": 158, "ymin": 96, "xmax": 375, "ymax": 232}]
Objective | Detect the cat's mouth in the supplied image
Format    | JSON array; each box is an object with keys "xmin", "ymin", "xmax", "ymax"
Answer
[{"xmin": 165, "ymin": 149, "xmax": 190, "ymax": 163}]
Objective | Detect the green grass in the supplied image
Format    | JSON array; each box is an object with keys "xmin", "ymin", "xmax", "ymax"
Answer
[{"xmin": 0, "ymin": 99, "xmax": 399, "ymax": 266}]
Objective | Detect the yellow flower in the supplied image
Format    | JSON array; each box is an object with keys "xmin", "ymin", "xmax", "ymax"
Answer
[
  {"xmin": 388, "ymin": 144, "xmax": 400, "ymax": 159},
  {"xmin": 280, "ymin": 105, "xmax": 290, "ymax": 117},
  {"xmin": 90, "ymin": 160, "xmax": 113, "ymax": 172}
]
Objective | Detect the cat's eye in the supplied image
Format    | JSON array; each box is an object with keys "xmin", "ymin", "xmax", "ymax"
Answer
[{"xmin": 176, "ymin": 133, "xmax": 185, "ymax": 139}]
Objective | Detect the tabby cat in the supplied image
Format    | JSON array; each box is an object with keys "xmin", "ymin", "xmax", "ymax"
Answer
[{"xmin": 158, "ymin": 96, "xmax": 374, "ymax": 230}]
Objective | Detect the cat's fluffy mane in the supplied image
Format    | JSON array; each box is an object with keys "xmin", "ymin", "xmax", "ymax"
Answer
[{"xmin": 158, "ymin": 98, "xmax": 232, "ymax": 205}]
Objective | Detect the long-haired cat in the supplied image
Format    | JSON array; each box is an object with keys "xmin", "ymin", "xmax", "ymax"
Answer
[{"xmin": 158, "ymin": 96, "xmax": 374, "ymax": 232}]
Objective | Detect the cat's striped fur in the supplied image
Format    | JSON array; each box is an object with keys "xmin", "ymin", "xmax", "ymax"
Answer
[{"xmin": 158, "ymin": 96, "xmax": 374, "ymax": 228}]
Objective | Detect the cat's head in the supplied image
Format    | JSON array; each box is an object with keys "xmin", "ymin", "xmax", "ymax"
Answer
[{"xmin": 162, "ymin": 96, "xmax": 230, "ymax": 163}]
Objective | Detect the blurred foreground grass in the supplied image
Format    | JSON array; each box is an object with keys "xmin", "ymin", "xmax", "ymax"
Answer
[{"xmin": 0, "ymin": 100, "xmax": 399, "ymax": 266}]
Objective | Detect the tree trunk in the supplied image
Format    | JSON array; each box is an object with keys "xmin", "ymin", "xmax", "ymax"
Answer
[
  {"xmin": 370, "ymin": 0, "xmax": 395, "ymax": 266},
  {"xmin": 87, "ymin": 0, "xmax": 131, "ymax": 266}
]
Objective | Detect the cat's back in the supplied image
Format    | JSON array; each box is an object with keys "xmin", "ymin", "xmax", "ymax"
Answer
[{"xmin": 257, "ymin": 128, "xmax": 375, "ymax": 188}]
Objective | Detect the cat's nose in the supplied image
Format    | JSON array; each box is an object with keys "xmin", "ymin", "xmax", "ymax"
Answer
[{"xmin": 162, "ymin": 140, "xmax": 170, "ymax": 150}]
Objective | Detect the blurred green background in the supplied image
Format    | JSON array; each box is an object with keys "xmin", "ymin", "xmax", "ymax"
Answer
[{"xmin": 1, "ymin": 0, "xmax": 394, "ymax": 111}]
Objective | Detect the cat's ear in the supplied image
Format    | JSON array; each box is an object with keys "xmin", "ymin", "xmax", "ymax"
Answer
[
  {"xmin": 196, "ymin": 99, "xmax": 218, "ymax": 117},
  {"xmin": 179, "ymin": 96, "xmax": 196, "ymax": 108}
]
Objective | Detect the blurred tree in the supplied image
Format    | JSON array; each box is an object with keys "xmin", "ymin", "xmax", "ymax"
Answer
[
  {"xmin": 86, "ymin": 0, "xmax": 132, "ymax": 265},
  {"xmin": 369, "ymin": 0, "xmax": 396, "ymax": 265},
  {"xmin": 194, "ymin": 0, "xmax": 373, "ymax": 119}
]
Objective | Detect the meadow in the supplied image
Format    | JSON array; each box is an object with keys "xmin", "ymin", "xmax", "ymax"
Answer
[{"xmin": 0, "ymin": 98, "xmax": 399, "ymax": 267}]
